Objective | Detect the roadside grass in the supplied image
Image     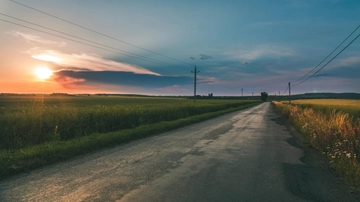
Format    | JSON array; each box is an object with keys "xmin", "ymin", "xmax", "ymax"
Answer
[
  {"xmin": 0, "ymin": 98, "xmax": 261, "ymax": 180},
  {"xmin": 273, "ymin": 100, "xmax": 360, "ymax": 190}
]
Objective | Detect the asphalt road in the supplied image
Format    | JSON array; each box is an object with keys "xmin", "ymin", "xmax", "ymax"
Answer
[{"xmin": 0, "ymin": 102, "xmax": 356, "ymax": 202}]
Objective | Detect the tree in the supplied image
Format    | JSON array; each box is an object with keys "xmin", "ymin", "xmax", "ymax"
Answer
[{"xmin": 261, "ymin": 92, "xmax": 268, "ymax": 101}]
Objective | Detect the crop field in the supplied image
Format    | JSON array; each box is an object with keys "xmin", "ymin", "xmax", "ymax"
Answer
[
  {"xmin": 0, "ymin": 95, "xmax": 261, "ymax": 178},
  {"xmin": 291, "ymin": 99, "xmax": 360, "ymax": 106},
  {"xmin": 273, "ymin": 99, "xmax": 360, "ymax": 189},
  {"xmin": 291, "ymin": 99, "xmax": 360, "ymax": 119},
  {"xmin": 0, "ymin": 95, "xmax": 260, "ymax": 150}
]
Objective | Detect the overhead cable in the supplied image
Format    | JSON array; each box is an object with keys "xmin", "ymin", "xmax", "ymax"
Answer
[
  {"xmin": 292, "ymin": 32, "xmax": 360, "ymax": 86},
  {"xmin": 0, "ymin": 18, "xmax": 188, "ymax": 68},
  {"xmin": 9, "ymin": 0, "xmax": 195, "ymax": 66},
  {"xmin": 292, "ymin": 24, "xmax": 360, "ymax": 85}
]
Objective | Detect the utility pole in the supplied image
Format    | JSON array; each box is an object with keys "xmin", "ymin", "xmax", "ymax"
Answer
[
  {"xmin": 192, "ymin": 66, "xmax": 200, "ymax": 103},
  {"xmin": 241, "ymin": 88, "xmax": 243, "ymax": 97},
  {"xmin": 288, "ymin": 82, "xmax": 291, "ymax": 104}
]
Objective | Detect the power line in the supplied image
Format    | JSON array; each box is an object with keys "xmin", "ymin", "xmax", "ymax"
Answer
[
  {"xmin": 3, "ymin": 14, "xmax": 234, "ymax": 96},
  {"xmin": 9, "ymin": 0, "xmax": 252, "ymax": 93},
  {"xmin": 191, "ymin": 65, "xmax": 250, "ymax": 95},
  {"xmin": 293, "ymin": 32, "xmax": 360, "ymax": 86},
  {"xmin": 9, "ymin": 0, "xmax": 194, "ymax": 66},
  {"xmin": 12, "ymin": 0, "xmax": 359, "ymax": 94},
  {"xmin": 292, "ymin": 24, "xmax": 360, "ymax": 85},
  {"xmin": 0, "ymin": 13, "xmax": 188, "ymax": 69},
  {"xmin": 195, "ymin": 65, "xmax": 248, "ymax": 92},
  {"xmin": 0, "ymin": 17, "xmax": 188, "ymax": 69},
  {"xmin": 192, "ymin": 66, "xmax": 240, "ymax": 95},
  {"xmin": 1, "ymin": 14, "xmax": 229, "ymax": 95},
  {"xmin": 283, "ymin": 84, "xmax": 289, "ymax": 95}
]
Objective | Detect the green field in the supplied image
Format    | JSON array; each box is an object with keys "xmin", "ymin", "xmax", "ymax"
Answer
[
  {"xmin": 0, "ymin": 95, "xmax": 260, "ymax": 150},
  {"xmin": 0, "ymin": 95, "xmax": 261, "ymax": 179},
  {"xmin": 273, "ymin": 99, "xmax": 360, "ymax": 189}
]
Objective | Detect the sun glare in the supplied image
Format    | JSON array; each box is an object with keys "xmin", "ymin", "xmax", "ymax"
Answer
[{"xmin": 35, "ymin": 67, "xmax": 53, "ymax": 80}]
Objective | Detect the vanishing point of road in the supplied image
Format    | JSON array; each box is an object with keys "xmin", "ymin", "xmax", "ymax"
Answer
[{"xmin": 0, "ymin": 102, "xmax": 356, "ymax": 202}]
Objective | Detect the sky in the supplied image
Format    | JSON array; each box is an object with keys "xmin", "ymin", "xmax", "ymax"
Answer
[{"xmin": 0, "ymin": 0, "xmax": 359, "ymax": 96}]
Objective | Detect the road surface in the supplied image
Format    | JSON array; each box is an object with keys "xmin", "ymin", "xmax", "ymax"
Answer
[{"xmin": 0, "ymin": 102, "xmax": 356, "ymax": 202}]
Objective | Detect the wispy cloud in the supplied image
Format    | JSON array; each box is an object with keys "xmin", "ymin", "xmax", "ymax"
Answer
[
  {"xmin": 8, "ymin": 31, "xmax": 66, "ymax": 47},
  {"xmin": 189, "ymin": 54, "xmax": 213, "ymax": 60},
  {"xmin": 335, "ymin": 56, "xmax": 360, "ymax": 68},
  {"xmin": 28, "ymin": 48, "xmax": 160, "ymax": 75},
  {"xmin": 313, "ymin": 73, "xmax": 331, "ymax": 78},
  {"xmin": 224, "ymin": 44, "xmax": 294, "ymax": 62},
  {"xmin": 11, "ymin": 32, "xmax": 159, "ymax": 75},
  {"xmin": 198, "ymin": 76, "xmax": 222, "ymax": 84},
  {"xmin": 199, "ymin": 54, "xmax": 213, "ymax": 60},
  {"xmin": 154, "ymin": 85, "xmax": 189, "ymax": 94}
]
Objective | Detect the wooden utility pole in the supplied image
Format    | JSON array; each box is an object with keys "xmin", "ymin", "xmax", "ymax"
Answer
[
  {"xmin": 288, "ymin": 82, "xmax": 291, "ymax": 104},
  {"xmin": 192, "ymin": 66, "xmax": 200, "ymax": 103},
  {"xmin": 241, "ymin": 88, "xmax": 243, "ymax": 97}
]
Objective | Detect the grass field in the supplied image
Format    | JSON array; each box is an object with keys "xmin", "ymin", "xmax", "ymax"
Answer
[
  {"xmin": 0, "ymin": 95, "xmax": 260, "ymax": 150},
  {"xmin": 291, "ymin": 99, "xmax": 360, "ymax": 106},
  {"xmin": 273, "ymin": 99, "xmax": 360, "ymax": 190},
  {"xmin": 0, "ymin": 95, "xmax": 261, "ymax": 178},
  {"xmin": 291, "ymin": 99, "xmax": 360, "ymax": 119}
]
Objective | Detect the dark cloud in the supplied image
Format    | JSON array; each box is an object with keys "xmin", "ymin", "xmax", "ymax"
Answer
[
  {"xmin": 189, "ymin": 57, "xmax": 195, "ymax": 60},
  {"xmin": 54, "ymin": 66, "xmax": 92, "ymax": 71},
  {"xmin": 53, "ymin": 71, "xmax": 193, "ymax": 88}
]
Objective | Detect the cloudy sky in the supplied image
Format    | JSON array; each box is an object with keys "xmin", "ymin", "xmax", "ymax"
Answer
[{"xmin": 0, "ymin": 0, "xmax": 359, "ymax": 95}]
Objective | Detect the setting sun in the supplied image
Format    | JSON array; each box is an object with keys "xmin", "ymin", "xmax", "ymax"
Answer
[{"xmin": 35, "ymin": 67, "xmax": 53, "ymax": 80}]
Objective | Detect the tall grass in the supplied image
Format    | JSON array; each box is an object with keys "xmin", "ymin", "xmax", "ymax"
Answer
[
  {"xmin": 291, "ymin": 99, "xmax": 360, "ymax": 119},
  {"xmin": 0, "ymin": 95, "xmax": 260, "ymax": 150},
  {"xmin": 0, "ymin": 96, "xmax": 261, "ymax": 179},
  {"xmin": 273, "ymin": 101, "xmax": 360, "ymax": 189}
]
